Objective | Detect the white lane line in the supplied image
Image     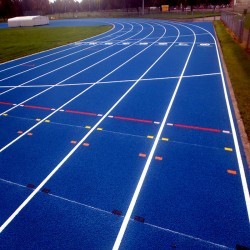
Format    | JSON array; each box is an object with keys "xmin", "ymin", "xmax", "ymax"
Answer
[
  {"xmin": 0, "ymin": 22, "xmax": 177, "ymax": 234},
  {"xmin": 0, "ymin": 23, "xmax": 146, "ymax": 116},
  {"xmin": 189, "ymin": 23, "xmax": 250, "ymax": 223},
  {"xmin": 0, "ymin": 22, "xmax": 156, "ymax": 151},
  {"xmin": 0, "ymin": 23, "xmax": 135, "ymax": 82},
  {"xmin": 0, "ymin": 21, "xmax": 121, "ymax": 72},
  {"xmin": 0, "ymin": 175, "xmax": 229, "ymax": 249},
  {"xmin": 0, "ymin": 23, "xmax": 138, "ymax": 97},
  {"xmin": 144, "ymin": 223, "xmax": 229, "ymax": 249},
  {"xmin": 113, "ymin": 23, "xmax": 196, "ymax": 250},
  {"xmin": 0, "ymin": 72, "xmax": 221, "ymax": 89}
]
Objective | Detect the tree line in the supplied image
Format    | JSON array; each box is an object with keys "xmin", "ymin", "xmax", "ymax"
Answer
[{"xmin": 0, "ymin": 0, "xmax": 230, "ymax": 20}]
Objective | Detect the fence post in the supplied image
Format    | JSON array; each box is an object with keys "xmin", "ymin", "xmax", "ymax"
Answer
[{"xmin": 247, "ymin": 28, "xmax": 250, "ymax": 51}]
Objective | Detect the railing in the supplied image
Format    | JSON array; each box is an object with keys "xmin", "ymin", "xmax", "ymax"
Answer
[{"xmin": 221, "ymin": 10, "xmax": 250, "ymax": 50}]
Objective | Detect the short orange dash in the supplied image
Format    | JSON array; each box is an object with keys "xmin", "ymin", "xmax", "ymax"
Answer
[
  {"xmin": 155, "ymin": 156, "xmax": 163, "ymax": 161},
  {"xmin": 83, "ymin": 143, "xmax": 90, "ymax": 147},
  {"xmin": 27, "ymin": 133, "xmax": 33, "ymax": 136},
  {"xmin": 139, "ymin": 153, "xmax": 146, "ymax": 158},
  {"xmin": 17, "ymin": 131, "xmax": 23, "ymax": 134},
  {"xmin": 71, "ymin": 140, "xmax": 77, "ymax": 144},
  {"xmin": 227, "ymin": 169, "xmax": 237, "ymax": 175}
]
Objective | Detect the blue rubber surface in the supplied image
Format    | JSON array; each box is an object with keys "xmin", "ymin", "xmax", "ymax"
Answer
[{"xmin": 0, "ymin": 19, "xmax": 249, "ymax": 249}]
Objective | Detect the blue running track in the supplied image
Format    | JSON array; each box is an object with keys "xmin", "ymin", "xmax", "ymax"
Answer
[{"xmin": 0, "ymin": 19, "xmax": 249, "ymax": 249}]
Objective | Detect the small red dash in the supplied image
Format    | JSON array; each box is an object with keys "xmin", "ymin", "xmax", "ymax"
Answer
[
  {"xmin": 41, "ymin": 188, "xmax": 50, "ymax": 194},
  {"xmin": 23, "ymin": 104, "xmax": 51, "ymax": 111},
  {"xmin": 227, "ymin": 169, "xmax": 237, "ymax": 175},
  {"xmin": 17, "ymin": 131, "xmax": 23, "ymax": 134},
  {"xmin": 71, "ymin": 140, "xmax": 77, "ymax": 144},
  {"xmin": 0, "ymin": 101, "xmax": 13, "ymax": 106},
  {"xmin": 26, "ymin": 183, "xmax": 35, "ymax": 189},
  {"xmin": 114, "ymin": 116, "xmax": 153, "ymax": 124},
  {"xmin": 112, "ymin": 209, "xmax": 122, "ymax": 216},
  {"xmin": 65, "ymin": 110, "xmax": 97, "ymax": 116},
  {"xmin": 134, "ymin": 216, "xmax": 145, "ymax": 223},
  {"xmin": 27, "ymin": 133, "xmax": 33, "ymax": 136},
  {"xmin": 83, "ymin": 143, "xmax": 90, "ymax": 147},
  {"xmin": 139, "ymin": 153, "xmax": 147, "ymax": 158},
  {"xmin": 174, "ymin": 123, "xmax": 221, "ymax": 133},
  {"xmin": 155, "ymin": 156, "xmax": 163, "ymax": 161}
]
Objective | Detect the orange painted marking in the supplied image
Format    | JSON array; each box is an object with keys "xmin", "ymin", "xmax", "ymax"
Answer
[
  {"xmin": 139, "ymin": 153, "xmax": 146, "ymax": 158},
  {"xmin": 83, "ymin": 143, "xmax": 90, "ymax": 147},
  {"xmin": 17, "ymin": 131, "xmax": 23, "ymax": 134},
  {"xmin": 71, "ymin": 140, "xmax": 77, "ymax": 144},
  {"xmin": 227, "ymin": 169, "xmax": 237, "ymax": 175},
  {"xmin": 27, "ymin": 133, "xmax": 33, "ymax": 136},
  {"xmin": 155, "ymin": 156, "xmax": 163, "ymax": 161}
]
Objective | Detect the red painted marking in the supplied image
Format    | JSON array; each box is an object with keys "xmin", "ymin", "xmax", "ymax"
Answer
[
  {"xmin": 114, "ymin": 116, "xmax": 153, "ymax": 124},
  {"xmin": 173, "ymin": 123, "xmax": 221, "ymax": 133},
  {"xmin": 139, "ymin": 153, "xmax": 147, "ymax": 158},
  {"xmin": 23, "ymin": 104, "xmax": 51, "ymax": 111},
  {"xmin": 0, "ymin": 101, "xmax": 13, "ymax": 106},
  {"xmin": 65, "ymin": 109, "xmax": 97, "ymax": 116},
  {"xmin": 227, "ymin": 169, "xmax": 237, "ymax": 175}
]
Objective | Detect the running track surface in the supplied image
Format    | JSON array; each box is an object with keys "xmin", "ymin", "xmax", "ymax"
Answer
[{"xmin": 0, "ymin": 19, "xmax": 249, "ymax": 249}]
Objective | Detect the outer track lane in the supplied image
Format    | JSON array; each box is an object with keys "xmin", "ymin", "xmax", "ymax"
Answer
[{"xmin": 117, "ymin": 21, "xmax": 250, "ymax": 249}]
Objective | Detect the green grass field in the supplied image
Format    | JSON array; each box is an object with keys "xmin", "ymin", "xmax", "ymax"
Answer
[
  {"xmin": 0, "ymin": 26, "xmax": 111, "ymax": 63},
  {"xmin": 214, "ymin": 20, "xmax": 250, "ymax": 140}
]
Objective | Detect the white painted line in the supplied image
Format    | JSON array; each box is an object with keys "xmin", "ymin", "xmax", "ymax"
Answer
[
  {"xmin": 154, "ymin": 121, "xmax": 160, "ymax": 124},
  {"xmin": 0, "ymin": 22, "xmax": 118, "ymax": 72},
  {"xmin": 0, "ymin": 73, "xmax": 221, "ymax": 89},
  {"xmin": 158, "ymin": 42, "xmax": 168, "ymax": 46},
  {"xmin": 166, "ymin": 123, "xmax": 173, "ymax": 126},
  {"xmin": 97, "ymin": 114, "xmax": 103, "ymax": 117},
  {"xmin": 113, "ymin": 23, "xmax": 196, "ymax": 250},
  {"xmin": 190, "ymin": 23, "xmax": 250, "ymax": 222},
  {"xmin": 222, "ymin": 130, "xmax": 230, "ymax": 134},
  {"xmin": 0, "ymin": 21, "xmax": 175, "ymax": 234},
  {"xmin": 139, "ymin": 42, "xmax": 148, "ymax": 45},
  {"xmin": 0, "ymin": 24, "xmax": 146, "ymax": 116},
  {"xmin": 0, "ymin": 23, "xmax": 137, "ymax": 96},
  {"xmin": 108, "ymin": 115, "xmax": 114, "ymax": 118},
  {"xmin": 144, "ymin": 222, "xmax": 228, "ymax": 249}
]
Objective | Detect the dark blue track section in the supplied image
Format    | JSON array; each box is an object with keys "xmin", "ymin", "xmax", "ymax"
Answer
[{"xmin": 0, "ymin": 19, "xmax": 249, "ymax": 250}]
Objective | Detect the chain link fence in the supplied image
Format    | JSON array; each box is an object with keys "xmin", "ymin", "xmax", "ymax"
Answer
[{"xmin": 221, "ymin": 10, "xmax": 250, "ymax": 50}]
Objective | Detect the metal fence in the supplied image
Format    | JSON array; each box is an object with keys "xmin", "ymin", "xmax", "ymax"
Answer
[{"xmin": 221, "ymin": 10, "xmax": 250, "ymax": 50}]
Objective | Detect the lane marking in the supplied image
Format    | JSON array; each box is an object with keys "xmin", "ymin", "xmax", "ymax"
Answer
[
  {"xmin": 155, "ymin": 156, "xmax": 163, "ymax": 161},
  {"xmin": 0, "ymin": 23, "xmax": 141, "ymax": 99},
  {"xmin": 139, "ymin": 153, "xmax": 147, "ymax": 158},
  {"xmin": 0, "ymin": 175, "xmax": 228, "ymax": 249},
  {"xmin": 65, "ymin": 109, "xmax": 97, "ymax": 117},
  {"xmin": 0, "ymin": 72, "xmax": 221, "ymax": 89},
  {"xmin": 0, "ymin": 23, "xmax": 131, "ymax": 82},
  {"xmin": 0, "ymin": 22, "xmax": 175, "ymax": 234},
  {"xmin": 0, "ymin": 23, "xmax": 147, "ymax": 116},
  {"xmin": 224, "ymin": 147, "xmax": 233, "ymax": 152},
  {"xmin": 114, "ymin": 116, "xmax": 153, "ymax": 124},
  {"xmin": 173, "ymin": 123, "xmax": 221, "ymax": 133},
  {"xmin": 189, "ymin": 23, "xmax": 250, "ymax": 222},
  {"xmin": 227, "ymin": 169, "xmax": 237, "ymax": 175},
  {"xmin": 113, "ymin": 23, "xmax": 195, "ymax": 250},
  {"xmin": 0, "ymin": 21, "xmax": 119, "ymax": 73}
]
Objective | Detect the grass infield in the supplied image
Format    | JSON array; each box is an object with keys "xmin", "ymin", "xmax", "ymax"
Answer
[
  {"xmin": 0, "ymin": 26, "xmax": 111, "ymax": 63},
  {"xmin": 214, "ymin": 20, "xmax": 250, "ymax": 141}
]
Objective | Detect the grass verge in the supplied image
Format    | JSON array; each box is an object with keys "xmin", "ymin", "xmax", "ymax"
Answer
[
  {"xmin": 214, "ymin": 20, "xmax": 250, "ymax": 140},
  {"xmin": 0, "ymin": 26, "xmax": 111, "ymax": 63}
]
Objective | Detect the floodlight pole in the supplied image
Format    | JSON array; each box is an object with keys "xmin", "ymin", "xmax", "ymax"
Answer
[{"xmin": 142, "ymin": 0, "xmax": 145, "ymax": 15}]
